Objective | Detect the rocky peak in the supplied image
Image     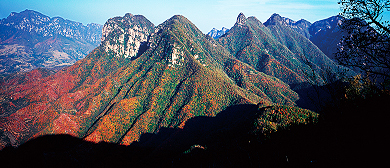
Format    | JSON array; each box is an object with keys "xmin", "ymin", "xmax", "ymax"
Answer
[
  {"xmin": 207, "ymin": 27, "xmax": 230, "ymax": 39},
  {"xmin": 101, "ymin": 13, "xmax": 155, "ymax": 59},
  {"xmin": 236, "ymin": 12, "xmax": 247, "ymax": 25}
]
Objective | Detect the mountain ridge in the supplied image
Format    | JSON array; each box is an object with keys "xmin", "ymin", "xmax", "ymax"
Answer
[
  {"xmin": 0, "ymin": 9, "xmax": 102, "ymax": 44},
  {"xmin": 277, "ymin": 15, "xmax": 350, "ymax": 61},
  {"xmin": 218, "ymin": 13, "xmax": 351, "ymax": 89},
  {"xmin": 0, "ymin": 9, "xmax": 103, "ymax": 75}
]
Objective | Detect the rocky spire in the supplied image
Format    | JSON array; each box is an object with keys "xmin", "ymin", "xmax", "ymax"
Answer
[{"xmin": 236, "ymin": 12, "xmax": 247, "ymax": 25}]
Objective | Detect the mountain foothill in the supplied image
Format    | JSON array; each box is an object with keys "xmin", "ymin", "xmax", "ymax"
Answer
[{"xmin": 1, "ymin": 10, "xmax": 381, "ymax": 167}]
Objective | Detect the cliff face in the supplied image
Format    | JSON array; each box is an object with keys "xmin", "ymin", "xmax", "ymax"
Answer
[
  {"xmin": 0, "ymin": 10, "xmax": 103, "ymax": 75},
  {"xmin": 101, "ymin": 13, "xmax": 154, "ymax": 59}
]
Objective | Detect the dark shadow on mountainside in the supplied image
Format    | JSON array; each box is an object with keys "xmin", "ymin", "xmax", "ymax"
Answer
[
  {"xmin": 293, "ymin": 80, "xmax": 347, "ymax": 112},
  {"xmin": 1, "ymin": 99, "xmax": 387, "ymax": 167}
]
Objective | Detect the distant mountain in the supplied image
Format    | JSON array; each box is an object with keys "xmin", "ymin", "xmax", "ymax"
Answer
[
  {"xmin": 282, "ymin": 17, "xmax": 312, "ymax": 39},
  {"xmin": 207, "ymin": 27, "xmax": 229, "ymax": 39},
  {"xmin": 0, "ymin": 13, "xmax": 300, "ymax": 149},
  {"xmin": 309, "ymin": 15, "xmax": 346, "ymax": 60},
  {"xmin": 0, "ymin": 9, "xmax": 102, "ymax": 75}
]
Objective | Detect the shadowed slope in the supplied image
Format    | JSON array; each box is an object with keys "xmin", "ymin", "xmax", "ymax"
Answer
[{"xmin": 309, "ymin": 15, "xmax": 346, "ymax": 60}]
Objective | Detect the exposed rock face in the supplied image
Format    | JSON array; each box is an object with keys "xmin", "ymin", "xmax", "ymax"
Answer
[
  {"xmin": 0, "ymin": 10, "xmax": 103, "ymax": 75},
  {"xmin": 101, "ymin": 14, "xmax": 154, "ymax": 59},
  {"xmin": 236, "ymin": 13, "xmax": 247, "ymax": 25}
]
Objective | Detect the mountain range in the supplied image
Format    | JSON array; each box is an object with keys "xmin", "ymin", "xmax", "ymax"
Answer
[
  {"xmin": 208, "ymin": 15, "xmax": 347, "ymax": 61},
  {"xmin": 0, "ymin": 10, "xmax": 102, "ymax": 75},
  {"xmin": 0, "ymin": 11, "xmax": 362, "ymax": 167},
  {"xmin": 218, "ymin": 13, "xmax": 351, "ymax": 88},
  {"xmin": 0, "ymin": 12, "xmax": 305, "ymax": 148}
]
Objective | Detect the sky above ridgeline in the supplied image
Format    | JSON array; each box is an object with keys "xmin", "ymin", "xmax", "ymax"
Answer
[{"xmin": 0, "ymin": 0, "xmax": 343, "ymax": 33}]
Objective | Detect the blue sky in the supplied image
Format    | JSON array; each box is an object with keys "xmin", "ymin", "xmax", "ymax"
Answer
[{"xmin": 0, "ymin": 0, "xmax": 343, "ymax": 33}]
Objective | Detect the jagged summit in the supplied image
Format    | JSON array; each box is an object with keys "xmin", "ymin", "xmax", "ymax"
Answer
[
  {"xmin": 236, "ymin": 12, "xmax": 247, "ymax": 25},
  {"xmin": 207, "ymin": 27, "xmax": 229, "ymax": 39},
  {"xmin": 100, "ymin": 13, "xmax": 154, "ymax": 59}
]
